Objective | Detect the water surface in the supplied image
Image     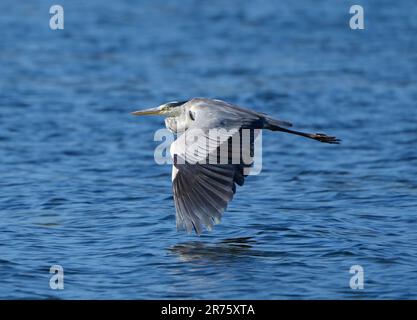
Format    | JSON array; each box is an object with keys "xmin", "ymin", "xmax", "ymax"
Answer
[{"xmin": 1, "ymin": 0, "xmax": 417, "ymax": 299}]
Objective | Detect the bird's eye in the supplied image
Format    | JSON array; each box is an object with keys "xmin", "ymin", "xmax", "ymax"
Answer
[{"xmin": 189, "ymin": 111, "xmax": 195, "ymax": 121}]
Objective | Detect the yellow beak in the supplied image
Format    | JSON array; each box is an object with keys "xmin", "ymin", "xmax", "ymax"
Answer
[{"xmin": 131, "ymin": 107, "xmax": 162, "ymax": 116}]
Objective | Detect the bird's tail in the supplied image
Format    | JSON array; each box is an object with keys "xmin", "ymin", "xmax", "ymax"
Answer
[{"xmin": 265, "ymin": 120, "xmax": 340, "ymax": 144}]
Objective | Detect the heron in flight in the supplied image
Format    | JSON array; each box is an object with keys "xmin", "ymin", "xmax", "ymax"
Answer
[{"xmin": 132, "ymin": 98, "xmax": 340, "ymax": 235}]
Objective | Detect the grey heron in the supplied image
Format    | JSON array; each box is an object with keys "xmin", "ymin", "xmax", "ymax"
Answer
[{"xmin": 132, "ymin": 98, "xmax": 340, "ymax": 235}]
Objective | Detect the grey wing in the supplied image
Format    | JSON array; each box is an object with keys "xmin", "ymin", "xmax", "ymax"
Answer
[
  {"xmin": 172, "ymin": 161, "xmax": 244, "ymax": 234},
  {"xmin": 170, "ymin": 109, "xmax": 249, "ymax": 234},
  {"xmin": 170, "ymin": 128, "xmax": 247, "ymax": 234},
  {"xmin": 170, "ymin": 99, "xmax": 271, "ymax": 234}
]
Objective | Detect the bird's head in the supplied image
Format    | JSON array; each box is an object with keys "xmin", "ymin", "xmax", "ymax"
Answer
[{"xmin": 131, "ymin": 101, "xmax": 188, "ymax": 118}]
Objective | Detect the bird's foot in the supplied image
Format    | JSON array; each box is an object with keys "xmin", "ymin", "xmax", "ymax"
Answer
[{"xmin": 311, "ymin": 133, "xmax": 341, "ymax": 144}]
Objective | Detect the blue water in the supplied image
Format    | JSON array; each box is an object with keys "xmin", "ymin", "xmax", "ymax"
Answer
[{"xmin": 1, "ymin": 0, "xmax": 417, "ymax": 299}]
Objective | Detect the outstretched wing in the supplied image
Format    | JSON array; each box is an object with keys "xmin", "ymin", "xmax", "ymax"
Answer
[
  {"xmin": 170, "ymin": 99, "xmax": 263, "ymax": 234},
  {"xmin": 172, "ymin": 160, "xmax": 244, "ymax": 234}
]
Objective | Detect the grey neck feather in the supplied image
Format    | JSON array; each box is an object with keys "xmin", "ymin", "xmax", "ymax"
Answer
[{"xmin": 164, "ymin": 104, "xmax": 190, "ymax": 133}]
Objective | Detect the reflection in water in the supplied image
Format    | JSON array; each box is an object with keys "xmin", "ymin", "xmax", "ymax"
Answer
[{"xmin": 169, "ymin": 237, "xmax": 258, "ymax": 262}]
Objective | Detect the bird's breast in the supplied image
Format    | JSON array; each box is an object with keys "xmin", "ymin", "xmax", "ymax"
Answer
[{"xmin": 165, "ymin": 117, "xmax": 177, "ymax": 133}]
